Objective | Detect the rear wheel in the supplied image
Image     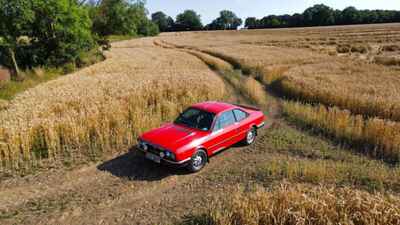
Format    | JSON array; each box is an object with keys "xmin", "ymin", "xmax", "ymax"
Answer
[
  {"xmin": 187, "ymin": 149, "xmax": 207, "ymax": 172},
  {"xmin": 244, "ymin": 127, "xmax": 257, "ymax": 145}
]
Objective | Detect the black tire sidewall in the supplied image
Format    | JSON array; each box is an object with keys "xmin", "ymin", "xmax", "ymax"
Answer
[
  {"xmin": 187, "ymin": 150, "xmax": 207, "ymax": 172},
  {"xmin": 245, "ymin": 127, "xmax": 257, "ymax": 145}
]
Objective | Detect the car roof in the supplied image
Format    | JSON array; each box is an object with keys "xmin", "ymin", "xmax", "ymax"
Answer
[{"xmin": 191, "ymin": 101, "xmax": 236, "ymax": 114}]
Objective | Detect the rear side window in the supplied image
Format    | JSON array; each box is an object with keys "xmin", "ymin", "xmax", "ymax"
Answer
[
  {"xmin": 233, "ymin": 109, "xmax": 248, "ymax": 122},
  {"xmin": 214, "ymin": 110, "xmax": 236, "ymax": 131}
]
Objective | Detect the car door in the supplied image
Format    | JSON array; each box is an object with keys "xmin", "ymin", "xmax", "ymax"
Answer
[
  {"xmin": 233, "ymin": 109, "xmax": 250, "ymax": 142},
  {"xmin": 207, "ymin": 110, "xmax": 239, "ymax": 154}
]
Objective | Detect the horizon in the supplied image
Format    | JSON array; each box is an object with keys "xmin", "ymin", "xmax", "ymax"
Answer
[{"xmin": 147, "ymin": 0, "xmax": 400, "ymax": 24}]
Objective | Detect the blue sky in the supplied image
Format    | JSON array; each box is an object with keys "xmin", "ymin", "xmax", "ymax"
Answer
[{"xmin": 146, "ymin": 0, "xmax": 400, "ymax": 24}]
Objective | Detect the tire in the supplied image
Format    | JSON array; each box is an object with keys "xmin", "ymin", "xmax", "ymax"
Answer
[
  {"xmin": 187, "ymin": 149, "xmax": 207, "ymax": 173},
  {"xmin": 244, "ymin": 127, "xmax": 257, "ymax": 145}
]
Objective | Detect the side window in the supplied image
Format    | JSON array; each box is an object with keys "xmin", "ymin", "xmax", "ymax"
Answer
[
  {"xmin": 233, "ymin": 109, "xmax": 248, "ymax": 122},
  {"xmin": 214, "ymin": 111, "xmax": 236, "ymax": 131}
]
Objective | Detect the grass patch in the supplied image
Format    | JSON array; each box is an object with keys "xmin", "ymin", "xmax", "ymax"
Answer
[
  {"xmin": 0, "ymin": 68, "xmax": 61, "ymax": 100},
  {"xmin": 0, "ymin": 49, "xmax": 105, "ymax": 100},
  {"xmin": 259, "ymin": 123, "xmax": 400, "ymax": 192},
  {"xmin": 106, "ymin": 35, "xmax": 137, "ymax": 42}
]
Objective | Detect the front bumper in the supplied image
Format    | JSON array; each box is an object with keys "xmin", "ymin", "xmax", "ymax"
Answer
[{"xmin": 136, "ymin": 146, "xmax": 191, "ymax": 166}]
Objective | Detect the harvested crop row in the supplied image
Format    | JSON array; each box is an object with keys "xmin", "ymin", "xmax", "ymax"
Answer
[
  {"xmin": 162, "ymin": 34, "xmax": 400, "ymax": 122},
  {"xmin": 0, "ymin": 41, "xmax": 226, "ymax": 173},
  {"xmin": 258, "ymin": 156, "xmax": 400, "ymax": 191},
  {"xmin": 283, "ymin": 101, "xmax": 400, "ymax": 163},
  {"xmin": 279, "ymin": 60, "xmax": 400, "ymax": 121},
  {"xmin": 194, "ymin": 184, "xmax": 400, "ymax": 225}
]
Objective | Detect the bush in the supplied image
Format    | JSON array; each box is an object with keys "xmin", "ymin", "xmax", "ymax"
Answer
[
  {"xmin": 76, "ymin": 49, "xmax": 105, "ymax": 68},
  {"xmin": 62, "ymin": 62, "xmax": 76, "ymax": 74}
]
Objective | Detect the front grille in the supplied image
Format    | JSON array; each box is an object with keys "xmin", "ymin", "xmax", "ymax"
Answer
[{"xmin": 147, "ymin": 144, "xmax": 162, "ymax": 155}]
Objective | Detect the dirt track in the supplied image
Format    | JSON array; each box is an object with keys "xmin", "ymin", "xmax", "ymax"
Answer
[{"xmin": 0, "ymin": 42, "xmax": 280, "ymax": 225}]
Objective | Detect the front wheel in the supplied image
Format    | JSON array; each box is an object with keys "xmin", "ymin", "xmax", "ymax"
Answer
[
  {"xmin": 187, "ymin": 150, "xmax": 207, "ymax": 173},
  {"xmin": 244, "ymin": 127, "xmax": 257, "ymax": 145}
]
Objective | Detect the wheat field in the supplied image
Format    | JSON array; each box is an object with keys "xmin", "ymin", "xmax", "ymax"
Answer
[
  {"xmin": 159, "ymin": 24, "xmax": 400, "ymax": 162},
  {"xmin": 1, "ymin": 24, "xmax": 400, "ymax": 224},
  {"xmin": 0, "ymin": 38, "xmax": 226, "ymax": 173},
  {"xmin": 196, "ymin": 184, "xmax": 400, "ymax": 225}
]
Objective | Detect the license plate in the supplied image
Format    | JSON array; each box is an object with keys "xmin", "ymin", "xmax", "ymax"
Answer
[{"xmin": 145, "ymin": 152, "xmax": 161, "ymax": 163}]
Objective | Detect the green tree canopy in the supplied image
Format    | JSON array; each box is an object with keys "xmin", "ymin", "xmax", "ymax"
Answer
[
  {"xmin": 0, "ymin": 0, "xmax": 34, "ymax": 75},
  {"xmin": 303, "ymin": 4, "xmax": 335, "ymax": 26},
  {"xmin": 30, "ymin": 0, "xmax": 95, "ymax": 66},
  {"xmin": 175, "ymin": 10, "xmax": 203, "ymax": 31},
  {"xmin": 245, "ymin": 17, "xmax": 258, "ymax": 29},
  {"xmin": 341, "ymin": 6, "xmax": 361, "ymax": 24},
  {"xmin": 92, "ymin": 0, "xmax": 137, "ymax": 36},
  {"xmin": 152, "ymin": 11, "xmax": 169, "ymax": 32},
  {"xmin": 91, "ymin": 0, "xmax": 158, "ymax": 36},
  {"xmin": 207, "ymin": 10, "xmax": 242, "ymax": 30},
  {"xmin": 0, "ymin": 0, "xmax": 95, "ymax": 73}
]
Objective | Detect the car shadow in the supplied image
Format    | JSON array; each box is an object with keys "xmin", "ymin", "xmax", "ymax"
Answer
[{"xmin": 97, "ymin": 146, "xmax": 191, "ymax": 181}]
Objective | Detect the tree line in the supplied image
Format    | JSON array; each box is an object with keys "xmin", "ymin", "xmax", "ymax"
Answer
[
  {"xmin": 245, "ymin": 4, "xmax": 400, "ymax": 29},
  {"xmin": 152, "ymin": 5, "xmax": 400, "ymax": 33},
  {"xmin": 0, "ymin": 0, "xmax": 159, "ymax": 77},
  {"xmin": 2, "ymin": 1, "xmax": 400, "ymax": 77},
  {"xmin": 151, "ymin": 10, "xmax": 243, "ymax": 32}
]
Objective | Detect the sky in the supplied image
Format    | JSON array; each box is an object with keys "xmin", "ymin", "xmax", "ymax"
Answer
[{"xmin": 146, "ymin": 0, "xmax": 400, "ymax": 24}]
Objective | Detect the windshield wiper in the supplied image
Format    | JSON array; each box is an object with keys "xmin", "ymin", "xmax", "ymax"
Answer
[{"xmin": 175, "ymin": 118, "xmax": 194, "ymax": 128}]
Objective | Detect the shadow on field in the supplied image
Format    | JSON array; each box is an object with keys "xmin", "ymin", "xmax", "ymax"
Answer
[{"xmin": 97, "ymin": 146, "xmax": 190, "ymax": 181}]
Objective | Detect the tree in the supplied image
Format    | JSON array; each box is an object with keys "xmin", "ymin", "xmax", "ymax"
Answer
[
  {"xmin": 92, "ymin": 0, "xmax": 137, "ymax": 36},
  {"xmin": 175, "ymin": 10, "xmax": 203, "ymax": 31},
  {"xmin": 303, "ymin": 4, "xmax": 335, "ymax": 26},
  {"xmin": 152, "ymin": 11, "xmax": 169, "ymax": 32},
  {"xmin": 396, "ymin": 11, "xmax": 400, "ymax": 22},
  {"xmin": 288, "ymin": 13, "xmax": 304, "ymax": 27},
  {"xmin": 167, "ymin": 16, "xmax": 175, "ymax": 31},
  {"xmin": 244, "ymin": 4, "xmax": 400, "ymax": 30},
  {"xmin": 245, "ymin": 17, "xmax": 258, "ymax": 29},
  {"xmin": 207, "ymin": 10, "xmax": 242, "ymax": 30},
  {"xmin": 91, "ymin": 0, "xmax": 158, "ymax": 37},
  {"xmin": 0, "ymin": 0, "xmax": 34, "ymax": 76},
  {"xmin": 138, "ymin": 19, "xmax": 159, "ymax": 36},
  {"xmin": 30, "ymin": 0, "xmax": 95, "ymax": 66},
  {"xmin": 342, "ymin": 6, "xmax": 360, "ymax": 24}
]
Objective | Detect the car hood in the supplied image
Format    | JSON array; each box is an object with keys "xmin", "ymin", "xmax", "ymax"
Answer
[{"xmin": 140, "ymin": 123, "xmax": 207, "ymax": 151}]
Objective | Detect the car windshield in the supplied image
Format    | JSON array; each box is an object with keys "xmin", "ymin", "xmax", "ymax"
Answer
[{"xmin": 174, "ymin": 107, "xmax": 215, "ymax": 131}]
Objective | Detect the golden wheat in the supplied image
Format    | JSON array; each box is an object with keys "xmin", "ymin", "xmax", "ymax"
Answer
[
  {"xmin": 159, "ymin": 25, "xmax": 400, "ymax": 122},
  {"xmin": 260, "ymin": 156, "xmax": 400, "ymax": 190},
  {"xmin": 203, "ymin": 184, "xmax": 400, "ymax": 225},
  {"xmin": 0, "ymin": 40, "xmax": 226, "ymax": 173},
  {"xmin": 283, "ymin": 101, "xmax": 400, "ymax": 162}
]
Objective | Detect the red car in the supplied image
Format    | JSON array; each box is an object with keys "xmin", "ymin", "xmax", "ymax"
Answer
[{"xmin": 137, "ymin": 101, "xmax": 265, "ymax": 172}]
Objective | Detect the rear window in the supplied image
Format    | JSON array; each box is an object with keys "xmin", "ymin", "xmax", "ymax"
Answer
[{"xmin": 233, "ymin": 109, "xmax": 248, "ymax": 122}]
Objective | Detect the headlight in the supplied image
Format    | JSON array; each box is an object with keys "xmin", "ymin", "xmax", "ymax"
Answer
[
  {"xmin": 138, "ymin": 139, "xmax": 148, "ymax": 151},
  {"xmin": 164, "ymin": 151, "xmax": 175, "ymax": 160}
]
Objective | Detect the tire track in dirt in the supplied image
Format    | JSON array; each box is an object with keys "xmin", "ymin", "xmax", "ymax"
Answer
[{"xmin": 0, "ymin": 41, "xmax": 277, "ymax": 225}]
